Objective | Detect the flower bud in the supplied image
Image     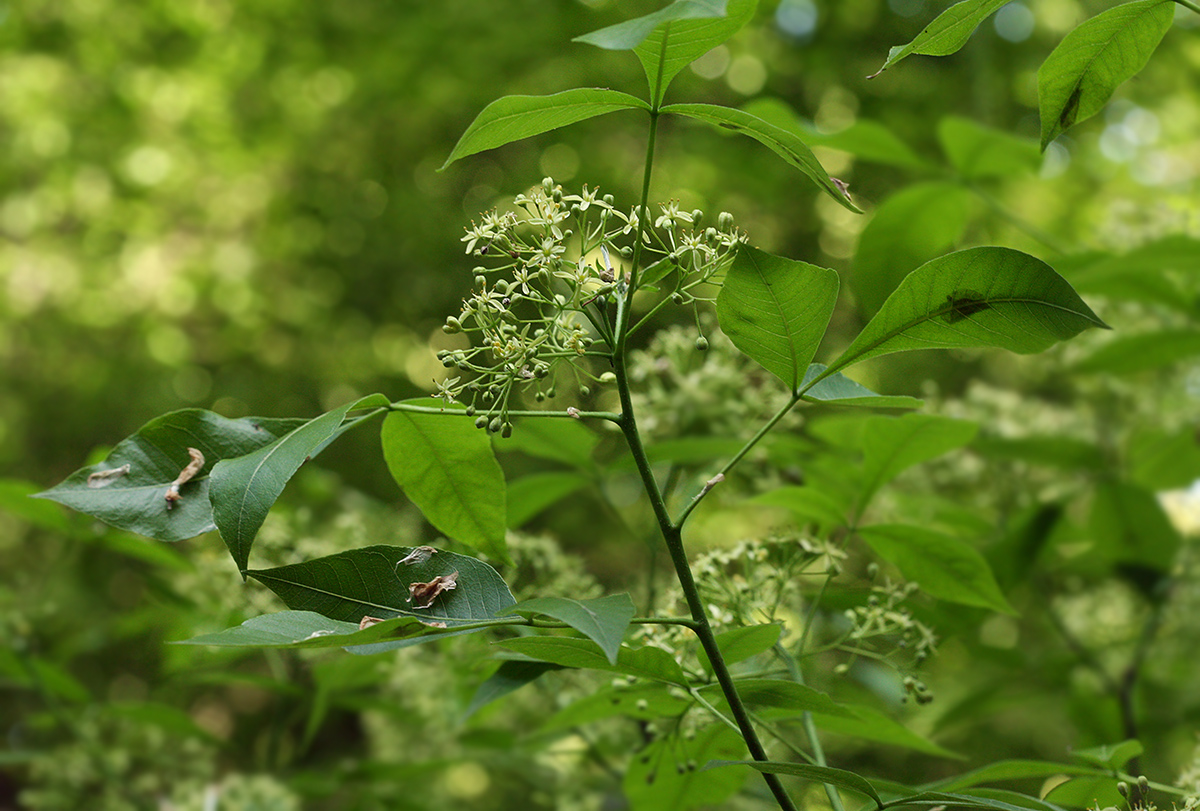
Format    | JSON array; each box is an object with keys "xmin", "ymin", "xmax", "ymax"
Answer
[
  {"xmin": 718, "ymin": 211, "xmax": 734, "ymax": 231},
  {"xmin": 501, "ymin": 422, "xmax": 513, "ymax": 438},
  {"xmin": 619, "ymin": 245, "xmax": 632, "ymax": 258},
  {"xmin": 690, "ymin": 209, "xmax": 704, "ymax": 225},
  {"xmin": 442, "ymin": 317, "xmax": 462, "ymax": 334},
  {"xmin": 475, "ymin": 275, "xmax": 487, "ymax": 288},
  {"xmin": 695, "ymin": 336, "xmax": 709, "ymax": 351},
  {"xmin": 598, "ymin": 371, "xmax": 616, "ymax": 384},
  {"xmin": 465, "ymin": 405, "xmax": 476, "ymax": 416},
  {"xmin": 488, "ymin": 417, "xmax": 502, "ymax": 434},
  {"xmin": 474, "ymin": 416, "xmax": 488, "ymax": 430},
  {"xmin": 542, "ymin": 177, "xmax": 554, "ymax": 193},
  {"xmin": 579, "ymin": 385, "xmax": 590, "ymax": 397}
]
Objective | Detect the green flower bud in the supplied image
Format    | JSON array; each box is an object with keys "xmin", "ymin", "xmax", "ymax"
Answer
[
  {"xmin": 579, "ymin": 385, "xmax": 590, "ymax": 397},
  {"xmin": 598, "ymin": 371, "xmax": 616, "ymax": 384},
  {"xmin": 474, "ymin": 416, "xmax": 488, "ymax": 430},
  {"xmin": 465, "ymin": 405, "xmax": 476, "ymax": 416},
  {"xmin": 488, "ymin": 417, "xmax": 502, "ymax": 433},
  {"xmin": 442, "ymin": 317, "xmax": 462, "ymax": 334},
  {"xmin": 690, "ymin": 209, "xmax": 704, "ymax": 225},
  {"xmin": 501, "ymin": 422, "xmax": 513, "ymax": 438},
  {"xmin": 718, "ymin": 211, "xmax": 735, "ymax": 231},
  {"xmin": 695, "ymin": 336, "xmax": 709, "ymax": 351}
]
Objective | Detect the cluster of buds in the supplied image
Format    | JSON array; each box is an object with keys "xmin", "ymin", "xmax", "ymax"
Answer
[
  {"xmin": 840, "ymin": 577, "xmax": 939, "ymax": 672},
  {"xmin": 435, "ymin": 178, "xmax": 745, "ymax": 431}
]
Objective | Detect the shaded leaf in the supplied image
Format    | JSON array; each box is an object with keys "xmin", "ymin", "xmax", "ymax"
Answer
[
  {"xmin": 871, "ymin": 0, "xmax": 1012, "ymax": 77},
  {"xmin": 1069, "ymin": 739, "xmax": 1143, "ymax": 770},
  {"xmin": 626, "ymin": 725, "xmax": 748, "ymax": 811},
  {"xmin": 500, "ymin": 418, "xmax": 598, "ymax": 469},
  {"xmin": 542, "ymin": 682, "xmax": 690, "ymax": 731},
  {"xmin": 1038, "ymin": 0, "xmax": 1175, "ymax": 150},
  {"xmin": 1126, "ymin": 427, "xmax": 1200, "ymax": 491},
  {"xmin": 497, "ymin": 636, "xmax": 688, "ymax": 685},
  {"xmin": 699, "ymin": 678, "xmax": 856, "ymax": 718},
  {"xmin": 1044, "ymin": 777, "xmax": 1125, "ymax": 810},
  {"xmin": 643, "ymin": 437, "xmax": 746, "ymax": 466},
  {"xmin": 663, "ymin": 103, "xmax": 861, "ymax": 211},
  {"xmin": 750, "ymin": 486, "xmax": 848, "ymax": 529},
  {"xmin": 814, "ymin": 704, "xmax": 961, "ymax": 758},
  {"xmin": 441, "ymin": 89, "xmax": 650, "ymax": 170},
  {"xmin": 177, "ymin": 610, "xmax": 452, "ymax": 650},
  {"xmin": 972, "ymin": 436, "xmax": 1106, "ymax": 472},
  {"xmin": 1089, "ymin": 483, "xmax": 1180, "ymax": 572},
  {"xmin": 210, "ymin": 394, "xmax": 387, "ymax": 572},
  {"xmin": 706, "ymin": 761, "xmax": 883, "ymax": 807},
  {"xmin": 464, "ymin": 660, "xmax": 564, "ymax": 720},
  {"xmin": 858, "ymin": 524, "xmax": 1015, "ymax": 614},
  {"xmin": 247, "ymin": 545, "xmax": 516, "ymax": 653},
  {"xmin": 35, "ymin": 410, "xmax": 309, "ymax": 543},
  {"xmin": 800, "ymin": 364, "xmax": 923, "ymax": 409},
  {"xmin": 502, "ymin": 594, "xmax": 635, "ymax": 665},
  {"xmin": 698, "ymin": 624, "xmax": 783, "ymax": 673},
  {"xmin": 929, "ymin": 760, "xmax": 1102, "ymax": 792},
  {"xmin": 1057, "ymin": 236, "xmax": 1200, "ymax": 314},
  {"xmin": 1072, "ymin": 330, "xmax": 1200, "ymax": 375},
  {"xmin": 716, "ymin": 244, "xmax": 840, "ymax": 390},
  {"xmin": 821, "ymin": 247, "xmax": 1109, "ymax": 382},
  {"xmin": 858, "ymin": 414, "xmax": 979, "ymax": 512},
  {"xmin": 382, "ymin": 403, "xmax": 508, "ymax": 562},
  {"xmin": 937, "ymin": 116, "xmax": 1041, "ymax": 180},
  {"xmin": 888, "ymin": 791, "xmax": 1052, "ymax": 811},
  {"xmin": 506, "ymin": 472, "xmax": 588, "ymax": 528}
]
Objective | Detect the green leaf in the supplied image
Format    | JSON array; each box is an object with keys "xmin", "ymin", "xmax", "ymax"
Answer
[
  {"xmin": 643, "ymin": 437, "xmax": 747, "ymax": 466},
  {"xmin": 742, "ymin": 98, "xmax": 928, "ymax": 170},
  {"xmin": 929, "ymin": 760, "xmax": 1102, "ymax": 792},
  {"xmin": 35, "ymin": 410, "xmax": 309, "ymax": 543},
  {"xmin": 937, "ymin": 116, "xmax": 1041, "ymax": 180},
  {"xmin": 858, "ymin": 524, "xmax": 1015, "ymax": 614},
  {"xmin": 699, "ymin": 678, "xmax": 856, "ymax": 718},
  {"xmin": 499, "ymin": 417, "xmax": 598, "ymax": 469},
  {"xmin": 749, "ymin": 486, "xmax": 848, "ymax": 529},
  {"xmin": 506, "ymin": 472, "xmax": 588, "ymax": 528},
  {"xmin": 177, "ymin": 610, "xmax": 452, "ymax": 650},
  {"xmin": 888, "ymin": 791, "xmax": 1054, "ymax": 811},
  {"xmin": 1057, "ymin": 236, "xmax": 1200, "ymax": 314},
  {"xmin": 698, "ymin": 624, "xmax": 783, "ymax": 673},
  {"xmin": 626, "ymin": 725, "xmax": 748, "ymax": 811},
  {"xmin": 1073, "ymin": 330, "xmax": 1200, "ymax": 375},
  {"xmin": 246, "ymin": 545, "xmax": 516, "ymax": 653},
  {"xmin": 574, "ymin": 0, "xmax": 730, "ymax": 49},
  {"xmin": 823, "ymin": 247, "xmax": 1109, "ymax": 380},
  {"xmin": 663, "ymin": 103, "xmax": 862, "ymax": 211},
  {"xmin": 972, "ymin": 436, "xmax": 1106, "ymax": 472},
  {"xmin": 858, "ymin": 414, "xmax": 979, "ymax": 511},
  {"xmin": 706, "ymin": 761, "xmax": 883, "ymax": 807},
  {"xmin": 1126, "ymin": 427, "xmax": 1200, "ymax": 491},
  {"xmin": 440, "ymin": 89, "xmax": 650, "ymax": 170},
  {"xmin": 1037, "ymin": 0, "xmax": 1175, "ymax": 150},
  {"xmin": 209, "ymin": 394, "xmax": 386, "ymax": 572},
  {"xmin": 542, "ymin": 682, "xmax": 690, "ymax": 730},
  {"xmin": 716, "ymin": 244, "xmax": 840, "ymax": 390},
  {"xmin": 464, "ymin": 660, "xmax": 564, "ymax": 720},
  {"xmin": 1069, "ymin": 739, "xmax": 1143, "ymax": 770},
  {"xmin": 814, "ymin": 703, "xmax": 961, "ymax": 758},
  {"xmin": 851, "ymin": 182, "xmax": 972, "ymax": 319},
  {"xmin": 1044, "ymin": 777, "xmax": 1125, "ymax": 809},
  {"xmin": 1089, "ymin": 482, "xmax": 1180, "ymax": 572},
  {"xmin": 502, "ymin": 594, "xmax": 635, "ymax": 665},
  {"xmin": 870, "ymin": 0, "xmax": 1012, "ymax": 77},
  {"xmin": 382, "ymin": 403, "xmax": 508, "ymax": 562},
  {"xmin": 497, "ymin": 636, "xmax": 688, "ymax": 685},
  {"xmin": 800, "ymin": 364, "xmax": 923, "ymax": 409}
]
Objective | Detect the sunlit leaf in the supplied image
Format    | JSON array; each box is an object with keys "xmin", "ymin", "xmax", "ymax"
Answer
[
  {"xmin": 35, "ymin": 410, "xmax": 309, "ymax": 543},
  {"xmin": 870, "ymin": 0, "xmax": 1012, "ymax": 77},
  {"xmin": 502, "ymin": 594, "xmax": 635, "ymax": 665},
  {"xmin": 716, "ymin": 244, "xmax": 839, "ymax": 390},
  {"xmin": 800, "ymin": 364, "xmax": 923, "ymax": 409},
  {"xmin": 663, "ymin": 103, "xmax": 861, "ymax": 211},
  {"xmin": 1037, "ymin": 0, "xmax": 1175, "ymax": 150},
  {"xmin": 440, "ymin": 89, "xmax": 650, "ymax": 170},
  {"xmin": 210, "ymin": 394, "xmax": 387, "ymax": 572},
  {"xmin": 821, "ymin": 247, "xmax": 1108, "ymax": 381},
  {"xmin": 382, "ymin": 402, "xmax": 508, "ymax": 562}
]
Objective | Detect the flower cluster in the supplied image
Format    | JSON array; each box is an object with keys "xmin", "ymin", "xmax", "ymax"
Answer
[
  {"xmin": 840, "ymin": 577, "xmax": 939, "ymax": 671},
  {"xmin": 437, "ymin": 178, "xmax": 744, "ymax": 432}
]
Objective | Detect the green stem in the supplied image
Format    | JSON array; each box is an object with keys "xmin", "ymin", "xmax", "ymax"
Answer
[
  {"xmin": 387, "ymin": 401, "xmax": 622, "ymax": 424},
  {"xmin": 776, "ymin": 642, "xmax": 845, "ymax": 811},
  {"xmin": 1173, "ymin": 0, "xmax": 1200, "ymax": 15}
]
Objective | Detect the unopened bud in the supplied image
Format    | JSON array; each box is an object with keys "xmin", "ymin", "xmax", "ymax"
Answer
[
  {"xmin": 598, "ymin": 372, "xmax": 616, "ymax": 384},
  {"xmin": 718, "ymin": 211, "xmax": 735, "ymax": 231},
  {"xmin": 442, "ymin": 317, "xmax": 462, "ymax": 334},
  {"xmin": 501, "ymin": 422, "xmax": 513, "ymax": 438},
  {"xmin": 695, "ymin": 336, "xmax": 709, "ymax": 351},
  {"xmin": 474, "ymin": 416, "xmax": 488, "ymax": 430},
  {"xmin": 488, "ymin": 417, "xmax": 502, "ymax": 433}
]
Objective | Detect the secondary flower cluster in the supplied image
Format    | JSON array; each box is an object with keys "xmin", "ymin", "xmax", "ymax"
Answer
[{"xmin": 436, "ymin": 178, "xmax": 744, "ymax": 431}]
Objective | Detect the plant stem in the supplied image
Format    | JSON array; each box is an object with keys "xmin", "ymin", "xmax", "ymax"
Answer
[
  {"xmin": 776, "ymin": 642, "xmax": 845, "ymax": 811},
  {"xmin": 1174, "ymin": 0, "xmax": 1200, "ymax": 15},
  {"xmin": 387, "ymin": 401, "xmax": 622, "ymax": 424}
]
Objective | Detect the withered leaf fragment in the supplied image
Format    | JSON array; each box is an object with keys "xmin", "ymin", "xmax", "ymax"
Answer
[
  {"xmin": 165, "ymin": 447, "xmax": 205, "ymax": 509},
  {"xmin": 87, "ymin": 464, "xmax": 131, "ymax": 488},
  {"xmin": 398, "ymin": 546, "xmax": 438, "ymax": 566},
  {"xmin": 407, "ymin": 570, "xmax": 459, "ymax": 609},
  {"xmin": 358, "ymin": 615, "xmax": 388, "ymax": 630}
]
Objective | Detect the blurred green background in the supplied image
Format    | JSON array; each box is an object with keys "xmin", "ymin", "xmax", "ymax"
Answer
[{"xmin": 3, "ymin": 0, "xmax": 1199, "ymax": 808}]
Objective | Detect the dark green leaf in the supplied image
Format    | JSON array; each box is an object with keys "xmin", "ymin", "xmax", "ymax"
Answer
[
  {"xmin": 858, "ymin": 524, "xmax": 1015, "ymax": 614},
  {"xmin": 698, "ymin": 624, "xmax": 783, "ymax": 673},
  {"xmin": 210, "ymin": 394, "xmax": 387, "ymax": 571},
  {"xmin": 1057, "ymin": 236, "xmax": 1200, "ymax": 314},
  {"xmin": 246, "ymin": 545, "xmax": 516, "ymax": 653},
  {"xmin": 502, "ymin": 594, "xmax": 635, "ymax": 665},
  {"xmin": 1126, "ymin": 427, "xmax": 1200, "ymax": 490},
  {"xmin": 176, "ymin": 610, "xmax": 450, "ymax": 649},
  {"xmin": 822, "ymin": 247, "xmax": 1109, "ymax": 381},
  {"xmin": 698, "ymin": 678, "xmax": 856, "ymax": 718},
  {"xmin": 382, "ymin": 403, "xmax": 508, "ymax": 562},
  {"xmin": 440, "ymin": 89, "xmax": 650, "ymax": 170},
  {"xmin": 887, "ymin": 791, "xmax": 1050, "ymax": 811},
  {"xmin": 663, "ymin": 103, "xmax": 862, "ymax": 211},
  {"xmin": 716, "ymin": 244, "xmax": 840, "ymax": 390},
  {"xmin": 851, "ymin": 182, "xmax": 973, "ymax": 319},
  {"xmin": 506, "ymin": 472, "xmax": 588, "ymax": 528},
  {"xmin": 35, "ymin": 410, "xmax": 310, "ymax": 543},
  {"xmin": 1072, "ymin": 330, "xmax": 1200, "ymax": 375},
  {"xmin": 626, "ymin": 726, "xmax": 748, "ymax": 810},
  {"xmin": 706, "ymin": 761, "xmax": 883, "ymax": 807},
  {"xmin": 1038, "ymin": 0, "xmax": 1175, "ymax": 150},
  {"xmin": 541, "ymin": 682, "xmax": 690, "ymax": 731},
  {"xmin": 870, "ymin": 0, "xmax": 1012, "ymax": 77},
  {"xmin": 497, "ymin": 636, "xmax": 688, "ymax": 685},
  {"xmin": 464, "ymin": 660, "xmax": 564, "ymax": 720},
  {"xmin": 937, "ymin": 116, "xmax": 1041, "ymax": 180},
  {"xmin": 800, "ymin": 364, "xmax": 923, "ymax": 409}
]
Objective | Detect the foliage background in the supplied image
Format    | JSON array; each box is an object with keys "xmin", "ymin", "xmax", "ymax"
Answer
[{"xmin": 2, "ymin": 0, "xmax": 1198, "ymax": 808}]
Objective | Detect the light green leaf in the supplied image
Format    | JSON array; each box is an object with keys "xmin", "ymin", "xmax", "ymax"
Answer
[
  {"xmin": 889, "ymin": 791, "xmax": 1053, "ymax": 811},
  {"xmin": 1126, "ymin": 427, "xmax": 1200, "ymax": 491},
  {"xmin": 870, "ymin": 0, "xmax": 1013, "ymax": 77},
  {"xmin": 663, "ymin": 103, "xmax": 862, "ymax": 211},
  {"xmin": 34, "ymin": 410, "xmax": 308, "ymax": 544},
  {"xmin": 698, "ymin": 624, "xmax": 783, "ymax": 673},
  {"xmin": 706, "ymin": 761, "xmax": 883, "ymax": 807},
  {"xmin": 382, "ymin": 402, "xmax": 508, "ymax": 562},
  {"xmin": 440, "ymin": 89, "xmax": 650, "ymax": 170},
  {"xmin": 506, "ymin": 472, "xmax": 588, "ymax": 528},
  {"xmin": 858, "ymin": 524, "xmax": 1015, "ymax": 614},
  {"xmin": 699, "ymin": 678, "xmax": 856, "ymax": 718},
  {"xmin": 1057, "ymin": 236, "xmax": 1200, "ymax": 314},
  {"xmin": 1037, "ymin": 0, "xmax": 1175, "ymax": 150},
  {"xmin": 1069, "ymin": 739, "xmax": 1143, "ymax": 770},
  {"xmin": 851, "ymin": 182, "xmax": 972, "ymax": 319},
  {"xmin": 814, "ymin": 703, "xmax": 961, "ymax": 758},
  {"xmin": 499, "ymin": 417, "xmax": 598, "ymax": 469},
  {"xmin": 246, "ymin": 545, "xmax": 516, "ymax": 654},
  {"xmin": 574, "ymin": 0, "xmax": 729, "ymax": 49},
  {"xmin": 972, "ymin": 436, "xmax": 1106, "ymax": 472},
  {"xmin": 497, "ymin": 636, "xmax": 688, "ymax": 685},
  {"xmin": 800, "ymin": 364, "xmax": 923, "ymax": 409},
  {"xmin": 1073, "ymin": 330, "xmax": 1200, "ymax": 375},
  {"xmin": 1044, "ymin": 777, "xmax": 1125, "ymax": 809},
  {"xmin": 502, "ymin": 594, "xmax": 635, "ymax": 665},
  {"xmin": 750, "ymin": 486, "xmax": 848, "ymax": 529},
  {"xmin": 822, "ymin": 247, "xmax": 1109, "ymax": 381},
  {"xmin": 209, "ymin": 394, "xmax": 387, "ymax": 572},
  {"xmin": 1089, "ymin": 482, "xmax": 1181, "ymax": 572},
  {"xmin": 542, "ymin": 682, "xmax": 690, "ymax": 731},
  {"xmin": 626, "ymin": 725, "xmax": 748, "ymax": 811},
  {"xmin": 929, "ymin": 760, "xmax": 1102, "ymax": 792},
  {"xmin": 858, "ymin": 414, "xmax": 979, "ymax": 511},
  {"xmin": 177, "ymin": 610, "xmax": 450, "ymax": 650},
  {"xmin": 716, "ymin": 244, "xmax": 840, "ymax": 390},
  {"xmin": 937, "ymin": 116, "xmax": 1041, "ymax": 180}
]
